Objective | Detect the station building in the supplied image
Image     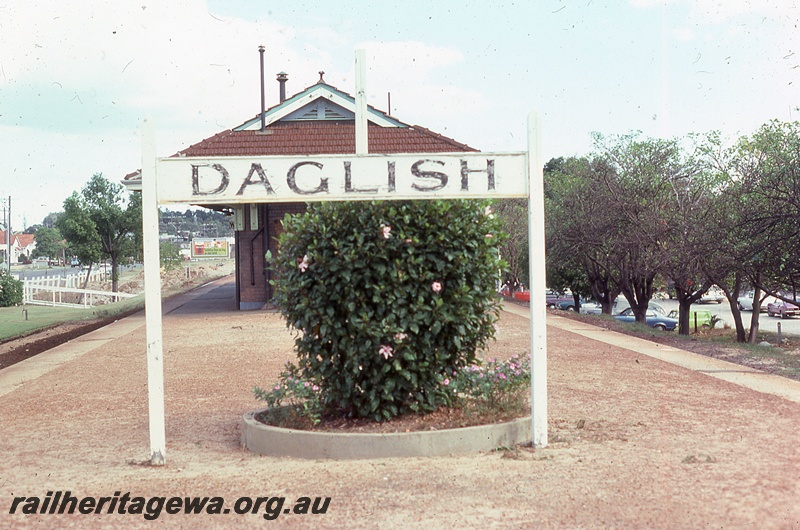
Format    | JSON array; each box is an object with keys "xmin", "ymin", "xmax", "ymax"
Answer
[{"xmin": 124, "ymin": 74, "xmax": 478, "ymax": 310}]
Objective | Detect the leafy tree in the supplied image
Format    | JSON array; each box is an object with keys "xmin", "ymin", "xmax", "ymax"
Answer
[
  {"xmin": 651, "ymin": 141, "xmax": 730, "ymax": 335},
  {"xmin": 31, "ymin": 227, "xmax": 65, "ymax": 262},
  {"xmin": 730, "ymin": 121, "xmax": 800, "ymax": 301},
  {"xmin": 589, "ymin": 133, "xmax": 693, "ymax": 323},
  {"xmin": 57, "ymin": 174, "xmax": 142, "ymax": 292},
  {"xmin": 160, "ymin": 241, "xmax": 182, "ymax": 272},
  {"xmin": 268, "ymin": 200, "xmax": 506, "ymax": 422},
  {"xmin": 545, "ymin": 156, "xmax": 622, "ymax": 314},
  {"xmin": 494, "ymin": 198, "xmax": 528, "ymax": 289}
]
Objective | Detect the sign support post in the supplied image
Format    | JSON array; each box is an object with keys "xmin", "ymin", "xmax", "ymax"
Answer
[
  {"xmin": 527, "ymin": 111, "xmax": 548, "ymax": 448},
  {"xmin": 355, "ymin": 49, "xmax": 368, "ymax": 155},
  {"xmin": 141, "ymin": 117, "xmax": 167, "ymax": 465}
]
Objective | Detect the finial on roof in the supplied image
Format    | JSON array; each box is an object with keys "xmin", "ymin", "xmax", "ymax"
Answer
[{"xmin": 318, "ymin": 71, "xmax": 325, "ymax": 83}]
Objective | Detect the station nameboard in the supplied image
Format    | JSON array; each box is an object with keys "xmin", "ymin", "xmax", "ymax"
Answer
[{"xmin": 156, "ymin": 152, "xmax": 528, "ymax": 204}]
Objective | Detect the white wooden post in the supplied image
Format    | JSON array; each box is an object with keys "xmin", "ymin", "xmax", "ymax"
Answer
[
  {"xmin": 527, "ymin": 112, "xmax": 548, "ymax": 448},
  {"xmin": 355, "ymin": 49, "xmax": 368, "ymax": 155},
  {"xmin": 141, "ymin": 117, "xmax": 167, "ymax": 465}
]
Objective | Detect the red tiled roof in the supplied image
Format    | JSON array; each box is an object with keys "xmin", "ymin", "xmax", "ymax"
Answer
[
  {"xmin": 175, "ymin": 121, "xmax": 476, "ymax": 158},
  {"xmin": 15, "ymin": 233, "xmax": 35, "ymax": 248},
  {"xmin": 0, "ymin": 231, "xmax": 35, "ymax": 249},
  {"xmin": 124, "ymin": 121, "xmax": 476, "ymax": 182}
]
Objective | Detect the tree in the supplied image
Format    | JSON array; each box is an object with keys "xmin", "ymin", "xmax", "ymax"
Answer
[
  {"xmin": 730, "ymin": 121, "xmax": 800, "ymax": 302},
  {"xmin": 545, "ymin": 156, "xmax": 621, "ymax": 314},
  {"xmin": 652, "ymin": 141, "xmax": 729, "ymax": 335},
  {"xmin": 494, "ymin": 198, "xmax": 528, "ymax": 289},
  {"xmin": 590, "ymin": 133, "xmax": 693, "ymax": 323},
  {"xmin": 57, "ymin": 174, "xmax": 142, "ymax": 292},
  {"xmin": 701, "ymin": 122, "xmax": 800, "ymax": 342},
  {"xmin": 31, "ymin": 227, "xmax": 65, "ymax": 261}
]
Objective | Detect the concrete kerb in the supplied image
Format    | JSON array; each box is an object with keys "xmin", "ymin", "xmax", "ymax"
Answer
[
  {"xmin": 242, "ymin": 409, "xmax": 531, "ymax": 459},
  {"xmin": 503, "ymin": 302, "xmax": 800, "ymax": 404}
]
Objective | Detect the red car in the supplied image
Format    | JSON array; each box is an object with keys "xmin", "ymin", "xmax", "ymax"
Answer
[
  {"xmin": 767, "ymin": 297, "xmax": 800, "ymax": 319},
  {"xmin": 513, "ymin": 291, "xmax": 531, "ymax": 302}
]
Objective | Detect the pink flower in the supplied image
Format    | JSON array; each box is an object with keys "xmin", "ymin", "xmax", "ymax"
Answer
[
  {"xmin": 443, "ymin": 378, "xmax": 450, "ymax": 386},
  {"xmin": 485, "ymin": 233, "xmax": 493, "ymax": 239},
  {"xmin": 274, "ymin": 384, "xmax": 281, "ymax": 390},
  {"xmin": 395, "ymin": 332, "xmax": 408, "ymax": 341},
  {"xmin": 304, "ymin": 382, "xmax": 310, "ymax": 387},
  {"xmin": 484, "ymin": 206, "xmax": 494, "ymax": 218},
  {"xmin": 298, "ymin": 254, "xmax": 310, "ymax": 272},
  {"xmin": 379, "ymin": 345, "xmax": 394, "ymax": 359},
  {"xmin": 431, "ymin": 281, "xmax": 442, "ymax": 293},
  {"xmin": 312, "ymin": 385, "xmax": 319, "ymax": 391},
  {"xmin": 404, "ymin": 238, "xmax": 412, "ymax": 243},
  {"xmin": 382, "ymin": 225, "xmax": 392, "ymax": 239}
]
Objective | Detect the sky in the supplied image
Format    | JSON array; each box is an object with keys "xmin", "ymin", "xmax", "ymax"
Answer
[{"xmin": 1, "ymin": 0, "xmax": 798, "ymax": 230}]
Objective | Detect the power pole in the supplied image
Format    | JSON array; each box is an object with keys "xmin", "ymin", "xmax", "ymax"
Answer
[
  {"xmin": 1, "ymin": 196, "xmax": 10, "ymax": 272},
  {"xmin": 7, "ymin": 196, "xmax": 11, "ymax": 272}
]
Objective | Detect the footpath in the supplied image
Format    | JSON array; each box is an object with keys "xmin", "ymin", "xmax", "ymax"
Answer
[
  {"xmin": 1, "ymin": 276, "xmax": 800, "ymax": 529},
  {"xmin": 503, "ymin": 302, "xmax": 800, "ymax": 404}
]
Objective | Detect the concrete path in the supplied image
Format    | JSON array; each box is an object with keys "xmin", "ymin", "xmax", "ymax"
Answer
[{"xmin": 503, "ymin": 302, "xmax": 800, "ymax": 404}]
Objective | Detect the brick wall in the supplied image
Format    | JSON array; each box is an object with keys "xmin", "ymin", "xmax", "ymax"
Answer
[{"xmin": 235, "ymin": 202, "xmax": 307, "ymax": 309}]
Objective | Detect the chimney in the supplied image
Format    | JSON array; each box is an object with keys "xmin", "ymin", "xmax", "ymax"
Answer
[
  {"xmin": 277, "ymin": 72, "xmax": 288, "ymax": 103},
  {"xmin": 258, "ymin": 46, "xmax": 266, "ymax": 132}
]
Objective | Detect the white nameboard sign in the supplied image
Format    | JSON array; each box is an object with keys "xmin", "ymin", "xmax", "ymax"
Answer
[{"xmin": 156, "ymin": 153, "xmax": 528, "ymax": 204}]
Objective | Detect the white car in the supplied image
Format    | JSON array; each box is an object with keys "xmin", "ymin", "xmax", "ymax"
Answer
[
  {"xmin": 699, "ymin": 286, "xmax": 725, "ymax": 304},
  {"xmin": 737, "ymin": 291, "xmax": 773, "ymax": 312},
  {"xmin": 579, "ymin": 301, "xmax": 603, "ymax": 315}
]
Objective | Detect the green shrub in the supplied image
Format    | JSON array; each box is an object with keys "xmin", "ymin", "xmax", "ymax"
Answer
[
  {"xmin": 0, "ymin": 270, "xmax": 23, "ymax": 307},
  {"xmin": 265, "ymin": 200, "xmax": 507, "ymax": 422}
]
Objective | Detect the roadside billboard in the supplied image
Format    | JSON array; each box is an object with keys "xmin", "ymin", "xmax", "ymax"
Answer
[{"xmin": 191, "ymin": 238, "xmax": 228, "ymax": 258}]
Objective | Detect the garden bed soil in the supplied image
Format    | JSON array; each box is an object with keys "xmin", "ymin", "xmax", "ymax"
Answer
[{"xmin": 255, "ymin": 401, "xmax": 528, "ymax": 433}]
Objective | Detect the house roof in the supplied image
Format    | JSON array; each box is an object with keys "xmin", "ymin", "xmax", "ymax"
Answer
[
  {"xmin": 123, "ymin": 79, "xmax": 476, "ymax": 188},
  {"xmin": 15, "ymin": 233, "xmax": 35, "ymax": 248},
  {"xmin": 173, "ymin": 121, "xmax": 475, "ymax": 158},
  {"xmin": 0, "ymin": 231, "xmax": 35, "ymax": 249}
]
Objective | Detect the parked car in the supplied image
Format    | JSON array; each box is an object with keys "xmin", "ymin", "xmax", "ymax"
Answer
[
  {"xmin": 737, "ymin": 291, "xmax": 755, "ymax": 311},
  {"xmin": 545, "ymin": 289, "xmax": 573, "ymax": 308},
  {"xmin": 580, "ymin": 299, "xmax": 666, "ymax": 317},
  {"xmin": 699, "ymin": 286, "xmax": 725, "ymax": 304},
  {"xmin": 737, "ymin": 291, "xmax": 771, "ymax": 312},
  {"xmin": 767, "ymin": 297, "xmax": 800, "ymax": 319},
  {"xmin": 614, "ymin": 307, "xmax": 678, "ymax": 331},
  {"xmin": 614, "ymin": 299, "xmax": 667, "ymax": 316},
  {"xmin": 556, "ymin": 298, "xmax": 585, "ymax": 311},
  {"xmin": 579, "ymin": 301, "xmax": 604, "ymax": 315},
  {"xmin": 513, "ymin": 291, "xmax": 531, "ymax": 302}
]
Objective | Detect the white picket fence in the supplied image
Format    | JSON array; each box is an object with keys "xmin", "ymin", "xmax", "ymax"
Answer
[{"xmin": 22, "ymin": 269, "xmax": 136, "ymax": 308}]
